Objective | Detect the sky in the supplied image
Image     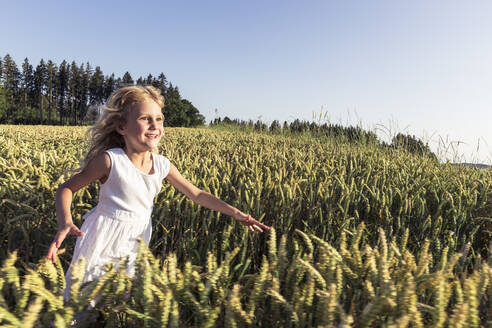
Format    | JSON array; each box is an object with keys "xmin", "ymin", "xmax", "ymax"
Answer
[{"xmin": 2, "ymin": 1, "xmax": 491, "ymax": 164}]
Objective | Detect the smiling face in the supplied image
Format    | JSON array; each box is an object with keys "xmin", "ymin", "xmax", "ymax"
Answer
[{"xmin": 116, "ymin": 100, "xmax": 164, "ymax": 152}]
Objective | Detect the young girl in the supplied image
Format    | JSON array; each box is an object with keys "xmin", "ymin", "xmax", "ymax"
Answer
[{"xmin": 45, "ymin": 85, "xmax": 270, "ymax": 300}]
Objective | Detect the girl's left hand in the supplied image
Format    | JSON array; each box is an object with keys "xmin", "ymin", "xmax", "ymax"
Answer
[{"xmin": 234, "ymin": 212, "xmax": 270, "ymax": 232}]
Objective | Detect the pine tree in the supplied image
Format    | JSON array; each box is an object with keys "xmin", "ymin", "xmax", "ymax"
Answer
[
  {"xmin": 155, "ymin": 73, "xmax": 168, "ymax": 95},
  {"xmin": 89, "ymin": 66, "xmax": 105, "ymax": 105},
  {"xmin": 145, "ymin": 73, "xmax": 153, "ymax": 85},
  {"xmin": 45, "ymin": 60, "xmax": 57, "ymax": 124},
  {"xmin": 166, "ymin": 82, "xmax": 180, "ymax": 100},
  {"xmin": 0, "ymin": 84, "xmax": 6, "ymax": 121},
  {"xmin": 84, "ymin": 61, "xmax": 93, "ymax": 82},
  {"xmin": 21, "ymin": 58, "xmax": 34, "ymax": 122},
  {"xmin": 1, "ymin": 55, "xmax": 206, "ymax": 127},
  {"xmin": 76, "ymin": 63, "xmax": 89, "ymax": 123},
  {"xmin": 33, "ymin": 59, "xmax": 48, "ymax": 123},
  {"xmin": 2, "ymin": 54, "xmax": 20, "ymax": 123},
  {"xmin": 103, "ymin": 73, "xmax": 116, "ymax": 101},
  {"xmin": 80, "ymin": 62, "xmax": 93, "ymax": 121},
  {"xmin": 0, "ymin": 57, "xmax": 3, "ymax": 82},
  {"xmin": 122, "ymin": 71, "xmax": 134, "ymax": 85},
  {"xmin": 0, "ymin": 58, "xmax": 5, "ymax": 121},
  {"xmin": 68, "ymin": 61, "xmax": 83, "ymax": 124},
  {"xmin": 56, "ymin": 60, "xmax": 69, "ymax": 124}
]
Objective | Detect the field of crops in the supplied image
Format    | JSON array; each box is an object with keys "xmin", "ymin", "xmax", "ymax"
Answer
[{"xmin": 0, "ymin": 125, "xmax": 491, "ymax": 327}]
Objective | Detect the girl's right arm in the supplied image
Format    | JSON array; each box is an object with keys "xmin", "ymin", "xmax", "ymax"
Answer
[{"xmin": 46, "ymin": 152, "xmax": 111, "ymax": 263}]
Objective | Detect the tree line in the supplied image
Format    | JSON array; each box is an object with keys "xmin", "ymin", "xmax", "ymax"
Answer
[
  {"xmin": 211, "ymin": 117, "xmax": 438, "ymax": 160},
  {"xmin": 0, "ymin": 54, "xmax": 205, "ymax": 127}
]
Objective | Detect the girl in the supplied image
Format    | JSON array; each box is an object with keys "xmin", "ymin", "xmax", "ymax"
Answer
[{"xmin": 45, "ymin": 85, "xmax": 270, "ymax": 300}]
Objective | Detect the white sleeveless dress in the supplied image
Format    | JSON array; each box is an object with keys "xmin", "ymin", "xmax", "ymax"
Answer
[{"xmin": 63, "ymin": 147, "xmax": 170, "ymax": 300}]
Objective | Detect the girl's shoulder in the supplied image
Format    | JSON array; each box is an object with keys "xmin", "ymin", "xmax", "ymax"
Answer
[
  {"xmin": 154, "ymin": 152, "xmax": 171, "ymax": 179},
  {"xmin": 104, "ymin": 147, "xmax": 124, "ymax": 154},
  {"xmin": 103, "ymin": 148, "xmax": 127, "ymax": 162}
]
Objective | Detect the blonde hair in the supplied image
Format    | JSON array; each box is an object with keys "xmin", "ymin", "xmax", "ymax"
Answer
[{"xmin": 78, "ymin": 85, "xmax": 165, "ymax": 173}]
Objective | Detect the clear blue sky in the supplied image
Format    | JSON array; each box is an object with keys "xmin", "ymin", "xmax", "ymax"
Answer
[{"xmin": 2, "ymin": 1, "xmax": 491, "ymax": 164}]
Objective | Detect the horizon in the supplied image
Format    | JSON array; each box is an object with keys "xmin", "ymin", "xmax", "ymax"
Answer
[{"xmin": 2, "ymin": 1, "xmax": 491, "ymax": 164}]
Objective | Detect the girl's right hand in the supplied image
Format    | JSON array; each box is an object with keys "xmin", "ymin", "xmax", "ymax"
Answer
[{"xmin": 46, "ymin": 222, "xmax": 85, "ymax": 263}]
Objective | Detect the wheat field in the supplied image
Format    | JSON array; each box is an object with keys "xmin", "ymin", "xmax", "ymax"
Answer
[{"xmin": 0, "ymin": 125, "xmax": 491, "ymax": 327}]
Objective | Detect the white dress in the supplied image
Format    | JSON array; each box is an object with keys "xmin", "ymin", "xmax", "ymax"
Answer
[{"xmin": 63, "ymin": 147, "xmax": 170, "ymax": 300}]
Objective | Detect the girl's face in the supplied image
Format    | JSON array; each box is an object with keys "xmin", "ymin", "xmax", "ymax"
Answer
[{"xmin": 117, "ymin": 100, "xmax": 164, "ymax": 152}]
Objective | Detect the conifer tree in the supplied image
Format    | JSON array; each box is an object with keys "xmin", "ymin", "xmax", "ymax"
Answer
[
  {"xmin": 0, "ymin": 58, "xmax": 5, "ymax": 120},
  {"xmin": 155, "ymin": 73, "xmax": 168, "ymax": 94},
  {"xmin": 0, "ymin": 54, "xmax": 206, "ymax": 126},
  {"xmin": 33, "ymin": 59, "xmax": 47, "ymax": 123},
  {"xmin": 21, "ymin": 58, "xmax": 34, "ymax": 122},
  {"xmin": 56, "ymin": 60, "xmax": 69, "ymax": 124},
  {"xmin": 45, "ymin": 60, "xmax": 57, "ymax": 124},
  {"xmin": 166, "ymin": 82, "xmax": 180, "ymax": 100},
  {"xmin": 81, "ymin": 62, "xmax": 93, "ymax": 121},
  {"xmin": 77, "ymin": 63, "xmax": 90, "ymax": 122},
  {"xmin": 69, "ymin": 61, "xmax": 83, "ymax": 124},
  {"xmin": 145, "ymin": 73, "xmax": 153, "ymax": 85},
  {"xmin": 103, "ymin": 73, "xmax": 116, "ymax": 100},
  {"xmin": 2, "ymin": 54, "xmax": 20, "ymax": 123},
  {"xmin": 122, "ymin": 71, "xmax": 134, "ymax": 85},
  {"xmin": 89, "ymin": 66, "xmax": 105, "ymax": 105},
  {"xmin": 0, "ymin": 84, "xmax": 6, "ymax": 120}
]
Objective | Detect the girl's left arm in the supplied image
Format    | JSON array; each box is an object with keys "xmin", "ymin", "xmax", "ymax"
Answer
[{"xmin": 165, "ymin": 162, "xmax": 270, "ymax": 232}]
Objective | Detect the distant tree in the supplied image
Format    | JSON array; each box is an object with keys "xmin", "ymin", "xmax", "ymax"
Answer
[
  {"xmin": 103, "ymin": 73, "xmax": 116, "ymax": 101},
  {"xmin": 45, "ymin": 60, "xmax": 57, "ymax": 124},
  {"xmin": 136, "ymin": 76, "xmax": 144, "ymax": 85},
  {"xmin": 76, "ymin": 63, "xmax": 90, "ymax": 122},
  {"xmin": 254, "ymin": 120, "xmax": 267, "ymax": 131},
  {"xmin": 84, "ymin": 62, "xmax": 93, "ymax": 81},
  {"xmin": 1, "ymin": 54, "xmax": 205, "ymax": 127},
  {"xmin": 2, "ymin": 54, "xmax": 20, "ymax": 123},
  {"xmin": 309, "ymin": 122, "xmax": 318, "ymax": 133},
  {"xmin": 155, "ymin": 73, "xmax": 168, "ymax": 94},
  {"xmin": 122, "ymin": 71, "xmax": 134, "ymax": 85},
  {"xmin": 270, "ymin": 120, "xmax": 281, "ymax": 133},
  {"xmin": 391, "ymin": 133, "xmax": 438, "ymax": 161},
  {"xmin": 166, "ymin": 82, "xmax": 180, "ymax": 100},
  {"xmin": 290, "ymin": 119, "xmax": 302, "ymax": 133},
  {"xmin": 163, "ymin": 98, "xmax": 205, "ymax": 127},
  {"xmin": 89, "ymin": 66, "xmax": 105, "ymax": 105},
  {"xmin": 56, "ymin": 60, "xmax": 69, "ymax": 124},
  {"xmin": 145, "ymin": 74, "xmax": 153, "ymax": 85},
  {"xmin": 21, "ymin": 58, "xmax": 34, "ymax": 122},
  {"xmin": 33, "ymin": 59, "xmax": 47, "ymax": 123},
  {"xmin": 0, "ymin": 85, "xmax": 6, "ymax": 121},
  {"xmin": 68, "ymin": 61, "xmax": 80, "ymax": 124},
  {"xmin": 181, "ymin": 99, "xmax": 205, "ymax": 127}
]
